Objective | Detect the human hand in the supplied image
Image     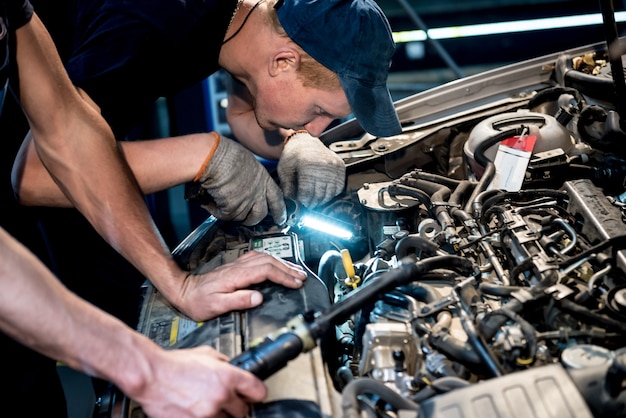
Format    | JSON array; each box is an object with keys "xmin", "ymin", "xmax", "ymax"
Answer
[
  {"xmin": 277, "ymin": 131, "xmax": 346, "ymax": 208},
  {"xmin": 173, "ymin": 250, "xmax": 307, "ymax": 322},
  {"xmin": 196, "ymin": 133, "xmax": 287, "ymax": 225},
  {"xmin": 132, "ymin": 345, "xmax": 266, "ymax": 418}
]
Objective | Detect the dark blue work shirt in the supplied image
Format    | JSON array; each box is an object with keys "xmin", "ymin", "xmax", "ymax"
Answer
[
  {"xmin": 0, "ymin": 0, "xmax": 33, "ymax": 108},
  {"xmin": 34, "ymin": 0, "xmax": 237, "ymax": 137}
]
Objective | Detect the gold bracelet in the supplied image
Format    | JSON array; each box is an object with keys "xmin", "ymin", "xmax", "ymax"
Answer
[{"xmin": 193, "ymin": 131, "xmax": 221, "ymax": 182}]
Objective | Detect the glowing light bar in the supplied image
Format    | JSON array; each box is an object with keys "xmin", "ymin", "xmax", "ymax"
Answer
[
  {"xmin": 393, "ymin": 12, "xmax": 626, "ymax": 43},
  {"xmin": 300, "ymin": 214, "xmax": 354, "ymax": 241}
]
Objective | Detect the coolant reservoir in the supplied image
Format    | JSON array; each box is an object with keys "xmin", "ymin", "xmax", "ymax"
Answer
[{"xmin": 464, "ymin": 111, "xmax": 574, "ymax": 178}]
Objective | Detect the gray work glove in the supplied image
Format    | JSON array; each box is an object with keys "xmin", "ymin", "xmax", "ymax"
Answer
[
  {"xmin": 196, "ymin": 135, "xmax": 286, "ymax": 226},
  {"xmin": 277, "ymin": 132, "xmax": 346, "ymax": 208}
]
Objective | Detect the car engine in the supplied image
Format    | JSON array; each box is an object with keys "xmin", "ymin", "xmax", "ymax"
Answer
[{"xmin": 130, "ymin": 33, "xmax": 626, "ymax": 418}]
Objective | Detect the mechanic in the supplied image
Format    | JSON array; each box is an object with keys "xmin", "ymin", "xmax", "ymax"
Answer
[
  {"xmin": 10, "ymin": 0, "xmax": 400, "ymax": 315},
  {"xmin": 0, "ymin": 1, "xmax": 279, "ymax": 416},
  {"xmin": 9, "ymin": 0, "xmax": 400, "ymax": 324},
  {"xmin": 5, "ymin": 0, "xmax": 400, "ymax": 414}
]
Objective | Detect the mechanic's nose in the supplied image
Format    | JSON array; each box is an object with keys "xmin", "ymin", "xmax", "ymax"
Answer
[{"xmin": 304, "ymin": 117, "xmax": 334, "ymax": 137}]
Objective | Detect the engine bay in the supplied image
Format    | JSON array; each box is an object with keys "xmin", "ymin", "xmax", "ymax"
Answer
[{"xmin": 132, "ymin": 39, "xmax": 626, "ymax": 418}]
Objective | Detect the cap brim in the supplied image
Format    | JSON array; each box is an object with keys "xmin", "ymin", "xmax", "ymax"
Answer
[{"xmin": 340, "ymin": 76, "xmax": 402, "ymax": 138}]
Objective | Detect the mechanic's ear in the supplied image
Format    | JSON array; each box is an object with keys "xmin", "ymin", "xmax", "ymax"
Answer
[{"xmin": 269, "ymin": 47, "xmax": 301, "ymax": 77}]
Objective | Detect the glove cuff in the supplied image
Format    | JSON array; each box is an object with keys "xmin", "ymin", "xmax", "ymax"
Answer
[
  {"xmin": 192, "ymin": 131, "xmax": 221, "ymax": 182},
  {"xmin": 283, "ymin": 129, "xmax": 309, "ymax": 144}
]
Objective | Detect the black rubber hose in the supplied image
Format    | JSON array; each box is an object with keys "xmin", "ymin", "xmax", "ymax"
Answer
[
  {"xmin": 428, "ymin": 333, "xmax": 483, "ymax": 369},
  {"xmin": 341, "ymin": 377, "xmax": 420, "ymax": 418},
  {"xmin": 479, "ymin": 282, "xmax": 525, "ymax": 297},
  {"xmin": 554, "ymin": 54, "xmax": 617, "ymax": 103},
  {"xmin": 399, "ymin": 177, "xmax": 450, "ymax": 211},
  {"xmin": 474, "ymin": 127, "xmax": 526, "ymax": 168},
  {"xmin": 449, "ymin": 180, "xmax": 475, "ymax": 207},
  {"xmin": 399, "ymin": 282, "xmax": 441, "ymax": 304},
  {"xmin": 399, "ymin": 177, "xmax": 450, "ymax": 199},
  {"xmin": 527, "ymin": 86, "xmax": 585, "ymax": 112},
  {"xmin": 449, "ymin": 206, "xmax": 473, "ymax": 224},
  {"xmin": 466, "ymin": 188, "xmax": 501, "ymax": 220},
  {"xmin": 317, "ymin": 250, "xmax": 345, "ymax": 301},
  {"xmin": 312, "ymin": 256, "xmax": 476, "ymax": 334},
  {"xmin": 398, "ymin": 177, "xmax": 455, "ymax": 232},
  {"xmin": 387, "ymin": 183, "xmax": 432, "ymax": 209},
  {"xmin": 456, "ymin": 289, "xmax": 504, "ymax": 377},
  {"xmin": 395, "ymin": 235, "xmax": 440, "ymax": 258},
  {"xmin": 410, "ymin": 376, "xmax": 471, "ymax": 403},
  {"xmin": 557, "ymin": 298, "xmax": 626, "ymax": 333},
  {"xmin": 407, "ymin": 169, "xmax": 463, "ymax": 189},
  {"xmin": 466, "ymin": 161, "xmax": 497, "ymax": 217},
  {"xmin": 508, "ymin": 258, "xmax": 537, "ymax": 285},
  {"xmin": 478, "ymin": 269, "xmax": 560, "ymax": 340}
]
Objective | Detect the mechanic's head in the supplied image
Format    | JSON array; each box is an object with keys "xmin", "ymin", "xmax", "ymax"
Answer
[
  {"xmin": 272, "ymin": 0, "xmax": 402, "ymax": 138},
  {"xmin": 221, "ymin": 0, "xmax": 401, "ymax": 138}
]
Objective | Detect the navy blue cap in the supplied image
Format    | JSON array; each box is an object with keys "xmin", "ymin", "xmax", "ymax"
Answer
[{"xmin": 276, "ymin": 0, "xmax": 402, "ymax": 138}]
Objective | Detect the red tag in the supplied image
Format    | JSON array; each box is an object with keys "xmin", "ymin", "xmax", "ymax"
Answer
[{"xmin": 501, "ymin": 135, "xmax": 537, "ymax": 152}]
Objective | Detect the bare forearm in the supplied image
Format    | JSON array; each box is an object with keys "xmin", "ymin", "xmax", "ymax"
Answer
[
  {"xmin": 0, "ymin": 228, "xmax": 156, "ymax": 393},
  {"xmin": 1, "ymin": 225, "xmax": 273, "ymax": 415},
  {"xmin": 15, "ymin": 132, "xmax": 214, "ymax": 207},
  {"xmin": 14, "ymin": 14, "xmax": 184, "ymax": 300}
]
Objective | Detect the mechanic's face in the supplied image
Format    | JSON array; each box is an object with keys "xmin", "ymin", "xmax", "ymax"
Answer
[{"xmin": 253, "ymin": 77, "xmax": 351, "ymax": 137}]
